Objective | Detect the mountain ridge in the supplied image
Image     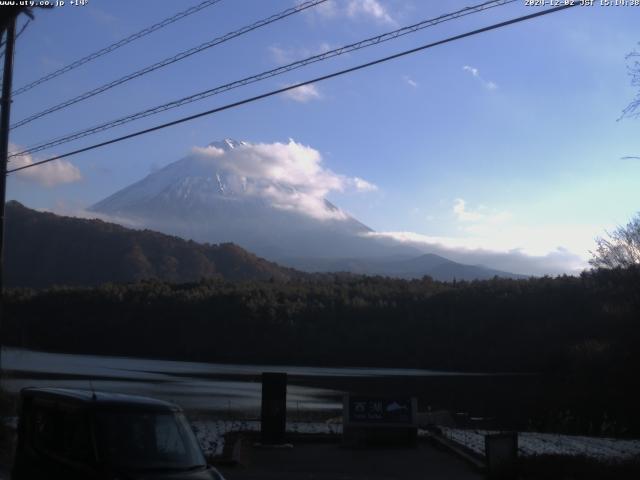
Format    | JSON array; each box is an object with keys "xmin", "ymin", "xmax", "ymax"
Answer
[
  {"xmin": 280, "ymin": 253, "xmax": 527, "ymax": 281},
  {"xmin": 5, "ymin": 201, "xmax": 526, "ymax": 287},
  {"xmin": 89, "ymin": 139, "xmax": 401, "ymax": 260},
  {"xmin": 86, "ymin": 138, "xmax": 526, "ymax": 281},
  {"xmin": 4, "ymin": 201, "xmax": 303, "ymax": 288}
]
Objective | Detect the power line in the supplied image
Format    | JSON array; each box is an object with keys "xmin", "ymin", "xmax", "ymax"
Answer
[
  {"xmin": 11, "ymin": 0, "xmax": 224, "ymax": 97},
  {"xmin": 16, "ymin": 19, "xmax": 31, "ymax": 39},
  {"xmin": 0, "ymin": 19, "xmax": 30, "ymax": 63},
  {"xmin": 12, "ymin": 0, "xmax": 516, "ymax": 159},
  {"xmin": 0, "ymin": 18, "xmax": 30, "ymax": 48},
  {"xmin": 7, "ymin": 4, "xmax": 576, "ymax": 176},
  {"xmin": 10, "ymin": 0, "xmax": 327, "ymax": 130}
]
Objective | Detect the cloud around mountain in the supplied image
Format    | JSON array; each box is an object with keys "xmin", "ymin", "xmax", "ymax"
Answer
[
  {"xmin": 10, "ymin": 144, "xmax": 82, "ymax": 187},
  {"xmin": 190, "ymin": 139, "xmax": 377, "ymax": 221},
  {"xmin": 364, "ymin": 231, "xmax": 587, "ymax": 276},
  {"xmin": 83, "ymin": 138, "xmax": 590, "ymax": 276}
]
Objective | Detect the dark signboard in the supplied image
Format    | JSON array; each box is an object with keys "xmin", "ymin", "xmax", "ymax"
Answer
[
  {"xmin": 347, "ymin": 396, "xmax": 415, "ymax": 425},
  {"xmin": 485, "ymin": 432, "xmax": 518, "ymax": 479},
  {"xmin": 261, "ymin": 372, "xmax": 287, "ymax": 444}
]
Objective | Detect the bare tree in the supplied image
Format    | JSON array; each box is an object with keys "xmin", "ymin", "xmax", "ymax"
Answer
[
  {"xmin": 590, "ymin": 214, "xmax": 640, "ymax": 269},
  {"xmin": 598, "ymin": 47, "xmax": 640, "ymax": 268},
  {"xmin": 621, "ymin": 45, "xmax": 640, "ymax": 120}
]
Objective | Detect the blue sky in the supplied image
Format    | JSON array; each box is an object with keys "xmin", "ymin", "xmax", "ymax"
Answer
[{"xmin": 5, "ymin": 0, "xmax": 640, "ymax": 274}]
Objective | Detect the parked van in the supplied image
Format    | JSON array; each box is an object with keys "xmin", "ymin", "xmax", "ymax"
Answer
[{"xmin": 12, "ymin": 388, "xmax": 225, "ymax": 479}]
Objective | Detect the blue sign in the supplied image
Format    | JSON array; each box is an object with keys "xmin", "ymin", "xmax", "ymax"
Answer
[{"xmin": 348, "ymin": 396, "xmax": 413, "ymax": 424}]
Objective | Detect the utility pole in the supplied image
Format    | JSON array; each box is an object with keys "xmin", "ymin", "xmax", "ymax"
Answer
[
  {"xmin": 0, "ymin": 6, "xmax": 47, "ymax": 384},
  {"xmin": 0, "ymin": 11, "xmax": 18, "ymax": 382},
  {"xmin": 0, "ymin": 15, "xmax": 17, "ymax": 298}
]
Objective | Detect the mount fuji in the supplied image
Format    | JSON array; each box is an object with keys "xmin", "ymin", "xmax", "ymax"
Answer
[
  {"xmin": 91, "ymin": 139, "xmax": 407, "ymax": 260},
  {"xmin": 90, "ymin": 139, "xmax": 523, "ymax": 280}
]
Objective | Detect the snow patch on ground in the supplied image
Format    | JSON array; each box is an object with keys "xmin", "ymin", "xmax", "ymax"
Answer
[
  {"xmin": 437, "ymin": 427, "xmax": 640, "ymax": 462},
  {"xmin": 190, "ymin": 421, "xmax": 640, "ymax": 462},
  {"xmin": 190, "ymin": 419, "xmax": 342, "ymax": 457}
]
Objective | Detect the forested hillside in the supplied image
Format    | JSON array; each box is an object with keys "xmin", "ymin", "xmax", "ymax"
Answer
[
  {"xmin": 4, "ymin": 267, "xmax": 638, "ymax": 372},
  {"xmin": 4, "ymin": 266, "xmax": 639, "ymax": 433},
  {"xmin": 5, "ymin": 201, "xmax": 302, "ymax": 287}
]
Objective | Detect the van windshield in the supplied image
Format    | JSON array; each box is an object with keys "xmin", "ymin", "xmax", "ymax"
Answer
[{"xmin": 94, "ymin": 411, "xmax": 206, "ymax": 471}]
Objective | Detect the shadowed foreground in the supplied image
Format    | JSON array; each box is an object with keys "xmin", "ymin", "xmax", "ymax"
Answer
[{"xmin": 218, "ymin": 441, "xmax": 483, "ymax": 480}]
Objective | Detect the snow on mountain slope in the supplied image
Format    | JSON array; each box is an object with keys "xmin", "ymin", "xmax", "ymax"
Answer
[
  {"xmin": 91, "ymin": 138, "xmax": 528, "ymax": 280},
  {"xmin": 90, "ymin": 138, "xmax": 523, "ymax": 279},
  {"xmin": 91, "ymin": 139, "xmax": 391, "ymax": 259}
]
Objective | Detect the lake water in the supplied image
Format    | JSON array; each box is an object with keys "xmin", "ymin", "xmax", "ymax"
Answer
[{"xmin": 0, "ymin": 347, "xmax": 487, "ymax": 413}]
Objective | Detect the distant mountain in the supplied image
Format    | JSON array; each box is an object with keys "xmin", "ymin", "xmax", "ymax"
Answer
[
  {"xmin": 87, "ymin": 138, "xmax": 525, "ymax": 281},
  {"xmin": 90, "ymin": 139, "xmax": 415, "ymax": 260},
  {"xmin": 4, "ymin": 201, "xmax": 302, "ymax": 288},
  {"xmin": 282, "ymin": 254, "xmax": 527, "ymax": 281}
]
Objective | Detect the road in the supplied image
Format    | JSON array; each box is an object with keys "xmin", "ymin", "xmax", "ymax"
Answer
[{"xmin": 217, "ymin": 441, "xmax": 484, "ymax": 480}]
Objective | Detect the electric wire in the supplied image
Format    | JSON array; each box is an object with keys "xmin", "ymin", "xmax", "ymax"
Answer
[
  {"xmin": 11, "ymin": 0, "xmax": 225, "ymax": 96},
  {"xmin": 10, "ymin": 0, "xmax": 327, "ymax": 130},
  {"xmin": 7, "ymin": 4, "xmax": 577, "ymax": 175},
  {"xmin": 12, "ymin": 0, "xmax": 516, "ymax": 159},
  {"xmin": 0, "ymin": 18, "xmax": 30, "ymax": 48},
  {"xmin": 0, "ymin": 19, "xmax": 30, "ymax": 63}
]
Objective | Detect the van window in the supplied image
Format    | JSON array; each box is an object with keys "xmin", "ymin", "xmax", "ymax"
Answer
[
  {"xmin": 64, "ymin": 411, "xmax": 94, "ymax": 463},
  {"xmin": 30, "ymin": 403, "xmax": 94, "ymax": 463},
  {"xmin": 95, "ymin": 411, "xmax": 205, "ymax": 470},
  {"xmin": 32, "ymin": 404, "xmax": 63, "ymax": 456}
]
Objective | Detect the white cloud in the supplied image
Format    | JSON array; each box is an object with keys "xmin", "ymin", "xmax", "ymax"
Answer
[
  {"xmin": 364, "ymin": 230, "xmax": 590, "ymax": 276},
  {"xmin": 463, "ymin": 65, "xmax": 498, "ymax": 90},
  {"xmin": 9, "ymin": 145, "xmax": 82, "ymax": 187},
  {"xmin": 449, "ymin": 198, "xmax": 597, "ymax": 259},
  {"xmin": 453, "ymin": 198, "xmax": 483, "ymax": 222},
  {"xmin": 314, "ymin": 0, "xmax": 339, "ymax": 18},
  {"xmin": 45, "ymin": 200, "xmax": 144, "ymax": 229},
  {"xmin": 463, "ymin": 65, "xmax": 479, "ymax": 77},
  {"xmin": 352, "ymin": 177, "xmax": 378, "ymax": 192},
  {"xmin": 268, "ymin": 45, "xmax": 292, "ymax": 65},
  {"xmin": 347, "ymin": 0, "xmax": 394, "ymax": 24},
  {"xmin": 453, "ymin": 198, "xmax": 511, "ymax": 225},
  {"xmin": 403, "ymin": 76, "xmax": 418, "ymax": 88},
  {"xmin": 191, "ymin": 140, "xmax": 376, "ymax": 221},
  {"xmin": 282, "ymin": 84, "xmax": 322, "ymax": 103},
  {"xmin": 317, "ymin": 42, "xmax": 332, "ymax": 54},
  {"xmin": 360, "ymin": 197, "xmax": 604, "ymax": 275},
  {"xmin": 314, "ymin": 0, "xmax": 395, "ymax": 24},
  {"xmin": 268, "ymin": 42, "xmax": 332, "ymax": 66}
]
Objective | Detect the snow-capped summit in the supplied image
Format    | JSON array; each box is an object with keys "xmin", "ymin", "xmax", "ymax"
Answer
[
  {"xmin": 90, "ymin": 139, "xmax": 389, "ymax": 259},
  {"xmin": 89, "ymin": 139, "xmax": 523, "ymax": 279},
  {"xmin": 209, "ymin": 138, "xmax": 247, "ymax": 151}
]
